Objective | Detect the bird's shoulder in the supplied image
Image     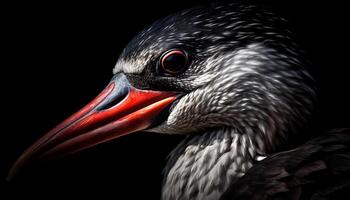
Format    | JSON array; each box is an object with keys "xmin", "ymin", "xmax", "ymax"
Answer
[{"xmin": 220, "ymin": 129, "xmax": 350, "ymax": 200}]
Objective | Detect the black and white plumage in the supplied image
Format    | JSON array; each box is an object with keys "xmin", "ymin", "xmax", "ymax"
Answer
[
  {"xmin": 113, "ymin": 3, "xmax": 321, "ymax": 199},
  {"xmin": 115, "ymin": 3, "xmax": 315, "ymax": 147},
  {"xmin": 220, "ymin": 129, "xmax": 350, "ymax": 200},
  {"xmin": 10, "ymin": 2, "xmax": 350, "ymax": 200}
]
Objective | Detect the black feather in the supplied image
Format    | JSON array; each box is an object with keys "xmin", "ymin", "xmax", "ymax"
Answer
[{"xmin": 220, "ymin": 129, "xmax": 350, "ymax": 200}]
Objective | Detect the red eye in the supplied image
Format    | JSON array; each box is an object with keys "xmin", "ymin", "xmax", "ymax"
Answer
[{"xmin": 159, "ymin": 49, "xmax": 188, "ymax": 75}]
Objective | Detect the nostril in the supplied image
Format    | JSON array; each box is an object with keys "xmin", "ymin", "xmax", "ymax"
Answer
[{"xmin": 97, "ymin": 90, "xmax": 129, "ymax": 111}]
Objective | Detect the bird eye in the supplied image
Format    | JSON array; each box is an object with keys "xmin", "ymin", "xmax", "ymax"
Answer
[{"xmin": 159, "ymin": 49, "xmax": 188, "ymax": 75}]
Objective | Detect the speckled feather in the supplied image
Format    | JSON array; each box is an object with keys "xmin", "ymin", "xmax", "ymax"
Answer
[{"xmin": 110, "ymin": 2, "xmax": 349, "ymax": 200}]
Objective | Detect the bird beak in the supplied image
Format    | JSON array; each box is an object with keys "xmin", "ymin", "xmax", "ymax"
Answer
[{"xmin": 8, "ymin": 73, "xmax": 177, "ymax": 180}]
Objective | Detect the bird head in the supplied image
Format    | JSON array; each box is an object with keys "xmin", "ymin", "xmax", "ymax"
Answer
[{"xmin": 9, "ymin": 3, "xmax": 316, "ymax": 179}]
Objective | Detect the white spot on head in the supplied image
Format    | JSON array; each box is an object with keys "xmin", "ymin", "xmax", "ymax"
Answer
[{"xmin": 113, "ymin": 54, "xmax": 150, "ymax": 74}]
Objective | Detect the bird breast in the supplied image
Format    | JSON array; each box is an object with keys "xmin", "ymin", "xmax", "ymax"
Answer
[{"xmin": 162, "ymin": 128, "xmax": 259, "ymax": 200}]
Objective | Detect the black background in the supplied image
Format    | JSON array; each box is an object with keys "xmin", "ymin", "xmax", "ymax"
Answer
[{"xmin": 2, "ymin": 0, "xmax": 350, "ymax": 199}]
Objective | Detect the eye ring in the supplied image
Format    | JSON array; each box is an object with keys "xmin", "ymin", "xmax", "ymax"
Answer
[{"xmin": 159, "ymin": 49, "xmax": 189, "ymax": 76}]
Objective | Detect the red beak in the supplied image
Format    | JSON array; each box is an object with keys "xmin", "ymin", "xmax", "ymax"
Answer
[{"xmin": 8, "ymin": 73, "xmax": 177, "ymax": 180}]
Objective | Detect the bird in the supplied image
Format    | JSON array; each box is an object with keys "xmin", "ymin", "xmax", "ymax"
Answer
[{"xmin": 8, "ymin": 2, "xmax": 350, "ymax": 200}]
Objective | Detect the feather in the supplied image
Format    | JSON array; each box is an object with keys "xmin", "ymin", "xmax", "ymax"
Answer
[{"xmin": 220, "ymin": 129, "xmax": 350, "ymax": 200}]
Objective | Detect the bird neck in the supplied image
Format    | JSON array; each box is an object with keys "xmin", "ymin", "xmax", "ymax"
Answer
[{"xmin": 162, "ymin": 127, "xmax": 262, "ymax": 200}]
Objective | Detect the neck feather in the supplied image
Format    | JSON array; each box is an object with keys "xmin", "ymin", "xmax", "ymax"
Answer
[{"xmin": 162, "ymin": 128, "xmax": 262, "ymax": 200}]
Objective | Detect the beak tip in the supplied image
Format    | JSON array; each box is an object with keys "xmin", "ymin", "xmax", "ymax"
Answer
[
  {"xmin": 7, "ymin": 164, "xmax": 19, "ymax": 182},
  {"xmin": 7, "ymin": 153, "xmax": 31, "ymax": 182},
  {"xmin": 7, "ymin": 160, "xmax": 23, "ymax": 182}
]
